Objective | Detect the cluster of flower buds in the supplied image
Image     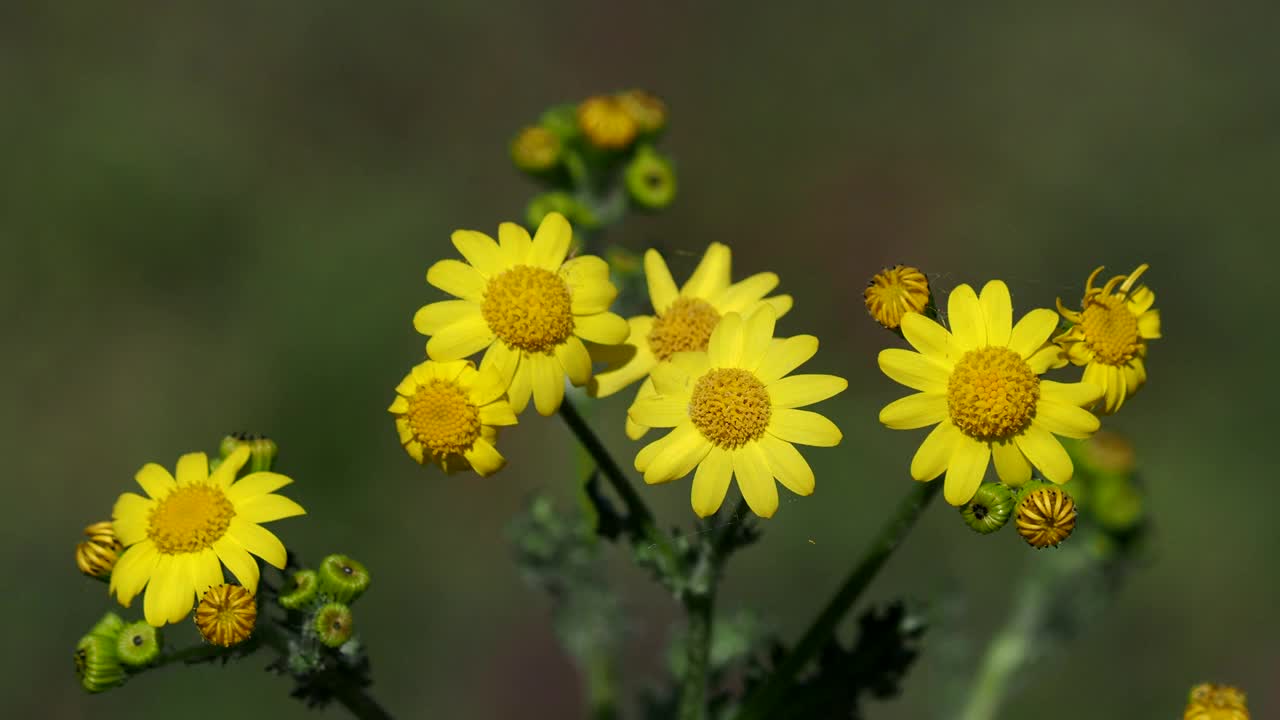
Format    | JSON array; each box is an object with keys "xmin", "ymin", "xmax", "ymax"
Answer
[
  {"xmin": 74, "ymin": 612, "xmax": 162, "ymax": 692},
  {"xmin": 956, "ymin": 481, "xmax": 1078, "ymax": 549},
  {"xmin": 216, "ymin": 432, "xmax": 279, "ymax": 472},
  {"xmin": 511, "ymin": 89, "xmax": 677, "ymax": 231},
  {"xmin": 277, "ymin": 554, "xmax": 372, "ymax": 676}
]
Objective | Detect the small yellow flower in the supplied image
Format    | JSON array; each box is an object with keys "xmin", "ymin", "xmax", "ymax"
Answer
[
  {"xmin": 878, "ymin": 281, "xmax": 1103, "ymax": 506},
  {"xmin": 194, "ymin": 583, "xmax": 257, "ymax": 647},
  {"xmin": 110, "ymin": 446, "xmax": 305, "ymax": 626},
  {"xmin": 629, "ymin": 306, "xmax": 846, "ymax": 518},
  {"xmin": 616, "ymin": 89, "xmax": 667, "ymax": 134},
  {"xmin": 510, "ymin": 125, "xmax": 562, "ymax": 173},
  {"xmin": 577, "ymin": 95, "xmax": 638, "ymax": 150},
  {"xmin": 76, "ymin": 521, "xmax": 123, "ymax": 578},
  {"xmin": 1055, "ymin": 264, "xmax": 1161, "ymax": 414},
  {"xmin": 388, "ymin": 359, "xmax": 516, "ymax": 476},
  {"xmin": 865, "ymin": 265, "xmax": 930, "ymax": 329},
  {"xmin": 590, "ymin": 243, "xmax": 793, "ymax": 442},
  {"xmin": 1186, "ymin": 683, "xmax": 1249, "ymax": 720},
  {"xmin": 415, "ymin": 212, "xmax": 629, "ymax": 416},
  {"xmin": 1014, "ymin": 486, "xmax": 1076, "ymax": 548}
]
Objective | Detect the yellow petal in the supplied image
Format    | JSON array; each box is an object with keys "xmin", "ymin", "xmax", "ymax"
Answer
[
  {"xmin": 1034, "ymin": 401, "xmax": 1099, "ymax": 439},
  {"xmin": 507, "ymin": 358, "xmax": 533, "ymax": 414},
  {"xmin": 464, "ymin": 437, "xmax": 506, "ymax": 476},
  {"xmin": 425, "ymin": 314, "xmax": 496, "ymax": 361},
  {"xmin": 1127, "ymin": 285, "xmax": 1156, "ymax": 314},
  {"xmin": 629, "ymin": 394, "xmax": 688, "ymax": 429},
  {"xmin": 210, "ymin": 446, "xmax": 251, "ymax": 489},
  {"xmin": 414, "ymin": 300, "xmax": 482, "ymax": 336},
  {"xmin": 110, "ymin": 541, "xmax": 159, "ymax": 607},
  {"xmin": 943, "ymin": 436, "xmax": 990, "ymax": 506},
  {"xmin": 563, "ymin": 256, "xmax": 617, "ymax": 315},
  {"xmin": 213, "ymin": 536, "xmax": 260, "ymax": 593},
  {"xmin": 478, "ymin": 396, "xmax": 517, "ymax": 425},
  {"xmin": 878, "ymin": 348, "xmax": 949, "ymax": 393},
  {"xmin": 236, "ymin": 494, "xmax": 307, "ymax": 524},
  {"xmin": 644, "ymin": 249, "xmax": 679, "ymax": 313},
  {"xmin": 991, "ymin": 439, "xmax": 1031, "ymax": 487},
  {"xmin": 225, "ymin": 471, "xmax": 293, "ymax": 503},
  {"xmin": 979, "ymin": 280, "xmax": 1013, "ymax": 347},
  {"xmin": 669, "ymin": 350, "xmax": 711, "ymax": 378},
  {"xmin": 135, "ymin": 463, "xmax": 176, "ymax": 500},
  {"xmin": 528, "ymin": 212, "xmax": 572, "ymax": 270},
  {"xmin": 947, "ymin": 284, "xmax": 986, "ymax": 351},
  {"xmin": 1103, "ymin": 364, "xmax": 1125, "ymax": 413},
  {"xmin": 716, "ymin": 272, "xmax": 780, "ymax": 314},
  {"xmin": 1040, "ymin": 379, "xmax": 1104, "ymax": 408},
  {"xmin": 690, "ymin": 446, "xmax": 734, "ymax": 517},
  {"xmin": 764, "ymin": 294, "xmax": 793, "ymax": 318},
  {"xmin": 1014, "ymin": 423, "xmax": 1073, "ymax": 484},
  {"xmin": 553, "ymin": 336, "xmax": 593, "ymax": 387},
  {"xmin": 188, "ymin": 548, "xmax": 224, "ymax": 599},
  {"xmin": 498, "ymin": 222, "xmax": 533, "ymax": 265},
  {"xmin": 529, "ymin": 352, "xmax": 566, "ymax": 416},
  {"xmin": 228, "ymin": 517, "xmax": 287, "ymax": 569},
  {"xmin": 643, "ymin": 422, "xmax": 712, "ymax": 485},
  {"xmin": 708, "ymin": 312, "xmax": 744, "ymax": 367},
  {"xmin": 737, "ymin": 305, "xmax": 777, "ymax": 371},
  {"xmin": 479, "ymin": 341, "xmax": 519, "ymax": 392},
  {"xmin": 451, "ymin": 229, "xmax": 506, "ymax": 277},
  {"xmin": 911, "ymin": 421, "xmax": 959, "ymax": 481},
  {"xmin": 733, "ymin": 443, "xmax": 778, "ymax": 518},
  {"xmin": 144, "ymin": 554, "xmax": 193, "ymax": 626},
  {"xmin": 1027, "ymin": 345, "xmax": 1063, "ymax": 374},
  {"xmin": 112, "ymin": 493, "xmax": 155, "ymax": 546},
  {"xmin": 590, "ymin": 326, "xmax": 656, "ymax": 398},
  {"xmin": 574, "ymin": 312, "xmax": 630, "ymax": 345},
  {"xmin": 1138, "ymin": 309, "xmax": 1161, "ymax": 339},
  {"xmin": 626, "ymin": 380, "xmax": 658, "ymax": 440},
  {"xmin": 755, "ymin": 335, "xmax": 818, "ymax": 384},
  {"xmin": 879, "ymin": 393, "xmax": 947, "ymax": 430},
  {"xmin": 758, "ymin": 434, "xmax": 814, "ymax": 496},
  {"xmin": 426, "ymin": 259, "xmax": 487, "ymax": 302},
  {"xmin": 767, "ymin": 374, "xmax": 847, "ymax": 409},
  {"xmin": 174, "ymin": 452, "xmax": 209, "ymax": 486},
  {"xmin": 468, "ymin": 365, "xmax": 508, "ymax": 407},
  {"xmin": 682, "ymin": 242, "xmax": 731, "ymax": 299},
  {"xmin": 901, "ymin": 313, "xmax": 954, "ymax": 364},
  {"xmin": 1008, "ymin": 308, "xmax": 1059, "ymax": 358},
  {"xmin": 768, "ymin": 409, "xmax": 842, "ymax": 447}
]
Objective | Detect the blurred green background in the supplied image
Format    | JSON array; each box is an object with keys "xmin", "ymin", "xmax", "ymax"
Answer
[{"xmin": 3, "ymin": 3, "xmax": 1276, "ymax": 718}]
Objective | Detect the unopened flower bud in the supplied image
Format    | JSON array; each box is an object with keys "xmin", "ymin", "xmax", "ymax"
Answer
[
  {"xmin": 865, "ymin": 265, "xmax": 931, "ymax": 330},
  {"xmin": 616, "ymin": 89, "xmax": 667, "ymax": 135},
  {"xmin": 116, "ymin": 621, "xmax": 161, "ymax": 667},
  {"xmin": 624, "ymin": 146, "xmax": 677, "ymax": 210},
  {"xmin": 279, "ymin": 569, "xmax": 320, "ymax": 611},
  {"xmin": 88, "ymin": 612, "xmax": 126, "ymax": 642},
  {"xmin": 511, "ymin": 126, "xmax": 562, "ymax": 174},
  {"xmin": 959, "ymin": 483, "xmax": 1015, "ymax": 534},
  {"xmin": 539, "ymin": 104, "xmax": 581, "ymax": 143},
  {"xmin": 76, "ymin": 521, "xmax": 122, "ymax": 579},
  {"xmin": 75, "ymin": 633, "xmax": 126, "ymax": 693},
  {"xmin": 526, "ymin": 191, "xmax": 599, "ymax": 232},
  {"xmin": 317, "ymin": 554, "xmax": 371, "ymax": 604},
  {"xmin": 219, "ymin": 433, "xmax": 277, "ymax": 472},
  {"xmin": 577, "ymin": 95, "xmax": 638, "ymax": 150},
  {"xmin": 194, "ymin": 584, "xmax": 257, "ymax": 647},
  {"xmin": 1015, "ymin": 483, "xmax": 1077, "ymax": 548},
  {"xmin": 313, "ymin": 602, "xmax": 355, "ymax": 648},
  {"xmin": 1185, "ymin": 682, "xmax": 1249, "ymax": 720}
]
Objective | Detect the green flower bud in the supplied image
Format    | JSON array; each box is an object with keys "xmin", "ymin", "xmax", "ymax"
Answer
[
  {"xmin": 1090, "ymin": 475, "xmax": 1144, "ymax": 532},
  {"xmin": 279, "ymin": 569, "xmax": 320, "ymax": 611},
  {"xmin": 317, "ymin": 554, "xmax": 371, "ymax": 604},
  {"xmin": 959, "ymin": 483, "xmax": 1015, "ymax": 534},
  {"xmin": 219, "ymin": 433, "xmax": 244, "ymax": 459},
  {"xmin": 539, "ymin": 104, "xmax": 581, "ymax": 143},
  {"xmin": 526, "ymin": 191, "xmax": 600, "ymax": 232},
  {"xmin": 88, "ymin": 612, "xmax": 126, "ymax": 642},
  {"xmin": 511, "ymin": 126, "xmax": 563, "ymax": 174},
  {"xmin": 249, "ymin": 436, "xmax": 278, "ymax": 472},
  {"xmin": 75, "ymin": 634, "xmax": 126, "ymax": 693},
  {"xmin": 116, "ymin": 621, "xmax": 161, "ymax": 668},
  {"xmin": 624, "ymin": 146, "xmax": 677, "ymax": 210},
  {"xmin": 313, "ymin": 602, "xmax": 355, "ymax": 649}
]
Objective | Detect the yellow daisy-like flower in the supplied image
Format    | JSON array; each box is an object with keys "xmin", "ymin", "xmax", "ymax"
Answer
[
  {"xmin": 591, "ymin": 243, "xmax": 793, "ymax": 441},
  {"xmin": 878, "ymin": 281, "xmax": 1103, "ymax": 506},
  {"xmin": 629, "ymin": 306, "xmax": 846, "ymax": 518},
  {"xmin": 110, "ymin": 446, "xmax": 305, "ymax": 626},
  {"xmin": 414, "ymin": 212, "xmax": 630, "ymax": 416},
  {"xmin": 388, "ymin": 359, "xmax": 516, "ymax": 476},
  {"xmin": 1055, "ymin": 263, "xmax": 1161, "ymax": 414}
]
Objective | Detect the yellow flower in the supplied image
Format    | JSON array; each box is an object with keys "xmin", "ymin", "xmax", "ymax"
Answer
[
  {"xmin": 414, "ymin": 212, "xmax": 629, "ymax": 415},
  {"xmin": 591, "ymin": 243, "xmax": 793, "ymax": 442},
  {"xmin": 878, "ymin": 281, "xmax": 1103, "ymax": 506},
  {"xmin": 616, "ymin": 89, "xmax": 667, "ymax": 134},
  {"xmin": 194, "ymin": 583, "xmax": 257, "ymax": 647},
  {"xmin": 110, "ymin": 446, "xmax": 305, "ymax": 626},
  {"xmin": 865, "ymin": 265, "xmax": 930, "ymax": 329},
  {"xmin": 629, "ymin": 306, "xmax": 846, "ymax": 518},
  {"xmin": 388, "ymin": 359, "xmax": 515, "ymax": 476},
  {"xmin": 577, "ymin": 95, "xmax": 638, "ymax": 149},
  {"xmin": 1186, "ymin": 683, "xmax": 1249, "ymax": 720},
  {"xmin": 1055, "ymin": 264, "xmax": 1160, "ymax": 414}
]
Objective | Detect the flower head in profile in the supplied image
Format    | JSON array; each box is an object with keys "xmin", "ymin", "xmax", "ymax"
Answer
[
  {"xmin": 194, "ymin": 583, "xmax": 257, "ymax": 647},
  {"xmin": 414, "ymin": 212, "xmax": 629, "ymax": 416},
  {"xmin": 865, "ymin": 265, "xmax": 930, "ymax": 330},
  {"xmin": 591, "ymin": 243, "xmax": 792, "ymax": 441},
  {"xmin": 878, "ymin": 281, "xmax": 1103, "ymax": 506},
  {"xmin": 388, "ymin": 359, "xmax": 516, "ymax": 477},
  {"xmin": 629, "ymin": 306, "xmax": 845, "ymax": 518},
  {"xmin": 1055, "ymin": 264, "xmax": 1161, "ymax": 414},
  {"xmin": 110, "ymin": 446, "xmax": 305, "ymax": 626}
]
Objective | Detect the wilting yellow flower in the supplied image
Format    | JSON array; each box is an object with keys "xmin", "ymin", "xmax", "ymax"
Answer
[
  {"xmin": 194, "ymin": 583, "xmax": 257, "ymax": 647},
  {"xmin": 878, "ymin": 281, "xmax": 1103, "ymax": 506},
  {"xmin": 1185, "ymin": 683, "xmax": 1249, "ymax": 720},
  {"xmin": 388, "ymin": 359, "xmax": 516, "ymax": 476},
  {"xmin": 414, "ymin": 212, "xmax": 629, "ymax": 415},
  {"xmin": 76, "ymin": 521, "xmax": 123, "ymax": 578},
  {"xmin": 630, "ymin": 306, "xmax": 845, "ymax": 518},
  {"xmin": 110, "ymin": 446, "xmax": 305, "ymax": 626},
  {"xmin": 577, "ymin": 95, "xmax": 638, "ymax": 149},
  {"xmin": 1014, "ymin": 486, "xmax": 1076, "ymax": 548},
  {"xmin": 591, "ymin": 243, "xmax": 793, "ymax": 439},
  {"xmin": 865, "ymin": 265, "xmax": 930, "ymax": 329},
  {"xmin": 1055, "ymin": 264, "xmax": 1161, "ymax": 414}
]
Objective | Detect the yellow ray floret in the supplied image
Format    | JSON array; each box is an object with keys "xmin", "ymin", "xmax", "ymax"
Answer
[
  {"xmin": 110, "ymin": 447, "xmax": 305, "ymax": 626},
  {"xmin": 877, "ymin": 280, "xmax": 1103, "ymax": 506},
  {"xmin": 1055, "ymin": 264, "xmax": 1161, "ymax": 414},
  {"xmin": 388, "ymin": 359, "xmax": 516, "ymax": 476},
  {"xmin": 414, "ymin": 212, "xmax": 629, "ymax": 416},
  {"xmin": 628, "ymin": 305, "xmax": 846, "ymax": 519}
]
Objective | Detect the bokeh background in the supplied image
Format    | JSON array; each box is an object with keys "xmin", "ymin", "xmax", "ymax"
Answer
[{"xmin": 3, "ymin": 3, "xmax": 1276, "ymax": 718}]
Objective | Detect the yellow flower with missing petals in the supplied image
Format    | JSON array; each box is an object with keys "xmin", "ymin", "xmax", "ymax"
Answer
[
  {"xmin": 629, "ymin": 306, "xmax": 846, "ymax": 518},
  {"xmin": 194, "ymin": 583, "xmax": 257, "ymax": 647},
  {"xmin": 414, "ymin": 212, "xmax": 630, "ymax": 416},
  {"xmin": 110, "ymin": 447, "xmax": 305, "ymax": 626},
  {"xmin": 865, "ymin": 265, "xmax": 930, "ymax": 330},
  {"xmin": 591, "ymin": 243, "xmax": 793, "ymax": 441},
  {"xmin": 1056, "ymin": 264, "xmax": 1161, "ymax": 414},
  {"xmin": 878, "ymin": 281, "xmax": 1103, "ymax": 506},
  {"xmin": 388, "ymin": 359, "xmax": 516, "ymax": 476}
]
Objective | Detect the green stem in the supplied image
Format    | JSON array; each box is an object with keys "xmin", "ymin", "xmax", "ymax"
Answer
[
  {"xmin": 256, "ymin": 622, "xmax": 395, "ymax": 720},
  {"xmin": 585, "ymin": 648, "xmax": 619, "ymax": 720},
  {"xmin": 678, "ymin": 593, "xmax": 714, "ymax": 720},
  {"xmin": 734, "ymin": 481, "xmax": 942, "ymax": 720}
]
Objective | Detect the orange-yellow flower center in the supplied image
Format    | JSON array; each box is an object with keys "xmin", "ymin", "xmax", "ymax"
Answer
[
  {"xmin": 147, "ymin": 485, "xmax": 235, "ymax": 554},
  {"xmin": 405, "ymin": 379, "xmax": 481, "ymax": 457},
  {"xmin": 194, "ymin": 584, "xmax": 257, "ymax": 647},
  {"xmin": 1015, "ymin": 487, "xmax": 1077, "ymax": 548},
  {"xmin": 481, "ymin": 265, "xmax": 575, "ymax": 353},
  {"xmin": 947, "ymin": 346, "xmax": 1040, "ymax": 441},
  {"xmin": 690, "ymin": 368, "xmax": 771, "ymax": 448},
  {"xmin": 647, "ymin": 297, "xmax": 721, "ymax": 361},
  {"xmin": 1080, "ymin": 295, "xmax": 1141, "ymax": 365},
  {"xmin": 864, "ymin": 266, "xmax": 929, "ymax": 329}
]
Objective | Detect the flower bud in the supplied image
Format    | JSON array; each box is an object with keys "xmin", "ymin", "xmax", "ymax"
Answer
[
  {"xmin": 116, "ymin": 621, "xmax": 161, "ymax": 667},
  {"xmin": 616, "ymin": 89, "xmax": 667, "ymax": 135},
  {"xmin": 313, "ymin": 602, "xmax": 355, "ymax": 648},
  {"xmin": 75, "ymin": 633, "xmax": 126, "ymax": 693},
  {"xmin": 219, "ymin": 432, "xmax": 277, "ymax": 472},
  {"xmin": 959, "ymin": 483, "xmax": 1015, "ymax": 534},
  {"xmin": 279, "ymin": 569, "xmax": 320, "ymax": 611},
  {"xmin": 624, "ymin": 146, "xmax": 677, "ymax": 210},
  {"xmin": 1014, "ymin": 484, "xmax": 1077, "ymax": 548},
  {"xmin": 539, "ymin": 104, "xmax": 581, "ymax": 143},
  {"xmin": 526, "ymin": 191, "xmax": 599, "ymax": 232},
  {"xmin": 511, "ymin": 125, "xmax": 563, "ymax": 174},
  {"xmin": 317, "ymin": 554, "xmax": 371, "ymax": 604},
  {"xmin": 1090, "ymin": 475, "xmax": 1144, "ymax": 532},
  {"xmin": 76, "ymin": 521, "xmax": 122, "ymax": 579},
  {"xmin": 194, "ymin": 583, "xmax": 257, "ymax": 647},
  {"xmin": 865, "ymin": 265, "xmax": 931, "ymax": 330},
  {"xmin": 88, "ymin": 612, "xmax": 126, "ymax": 642},
  {"xmin": 577, "ymin": 95, "xmax": 638, "ymax": 150},
  {"xmin": 1080, "ymin": 430, "xmax": 1136, "ymax": 476},
  {"xmin": 1185, "ymin": 683, "xmax": 1249, "ymax": 720}
]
